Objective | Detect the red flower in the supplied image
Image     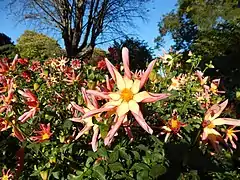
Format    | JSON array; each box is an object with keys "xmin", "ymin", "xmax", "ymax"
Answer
[
  {"xmin": 30, "ymin": 61, "xmax": 41, "ymax": 71},
  {"xmin": 17, "ymin": 58, "xmax": 28, "ymax": 65},
  {"xmin": 71, "ymin": 59, "xmax": 81, "ymax": 69},
  {"xmin": 30, "ymin": 123, "xmax": 52, "ymax": 143},
  {"xmin": 21, "ymin": 71, "xmax": 31, "ymax": 82},
  {"xmin": 97, "ymin": 59, "xmax": 107, "ymax": 70},
  {"xmin": 18, "ymin": 89, "xmax": 39, "ymax": 123}
]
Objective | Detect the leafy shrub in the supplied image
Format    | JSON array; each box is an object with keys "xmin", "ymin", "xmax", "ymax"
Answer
[
  {"xmin": 16, "ymin": 30, "xmax": 62, "ymax": 60},
  {"xmin": 1, "ymin": 48, "xmax": 240, "ymax": 179}
]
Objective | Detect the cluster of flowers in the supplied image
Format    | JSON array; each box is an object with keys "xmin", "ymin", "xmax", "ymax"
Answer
[
  {"xmin": 159, "ymin": 51, "xmax": 240, "ymax": 152},
  {"xmin": 1, "ymin": 47, "xmax": 240, "ymax": 179}
]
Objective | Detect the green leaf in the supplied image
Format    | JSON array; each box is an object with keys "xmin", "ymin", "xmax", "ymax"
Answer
[
  {"xmin": 87, "ymin": 151, "xmax": 98, "ymax": 158},
  {"xmin": 93, "ymin": 165, "xmax": 105, "ymax": 180},
  {"xmin": 137, "ymin": 170, "xmax": 149, "ymax": 180},
  {"xmin": 97, "ymin": 147, "xmax": 108, "ymax": 157},
  {"xmin": 119, "ymin": 148, "xmax": 129, "ymax": 160},
  {"xmin": 99, "ymin": 124, "xmax": 109, "ymax": 139},
  {"xmin": 108, "ymin": 162, "xmax": 124, "ymax": 172},
  {"xmin": 131, "ymin": 163, "xmax": 150, "ymax": 171},
  {"xmin": 149, "ymin": 164, "xmax": 166, "ymax": 178},
  {"xmin": 109, "ymin": 150, "xmax": 119, "ymax": 163},
  {"xmin": 63, "ymin": 120, "xmax": 72, "ymax": 130},
  {"xmin": 136, "ymin": 144, "xmax": 148, "ymax": 151},
  {"xmin": 52, "ymin": 171, "xmax": 60, "ymax": 179},
  {"xmin": 132, "ymin": 151, "xmax": 140, "ymax": 160}
]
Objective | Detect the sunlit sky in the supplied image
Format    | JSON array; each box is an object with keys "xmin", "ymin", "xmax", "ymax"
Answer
[{"xmin": 0, "ymin": 0, "xmax": 177, "ymax": 56}]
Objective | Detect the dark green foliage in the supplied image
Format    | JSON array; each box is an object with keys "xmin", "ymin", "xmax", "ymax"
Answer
[
  {"xmin": 0, "ymin": 33, "xmax": 17, "ymax": 58},
  {"xmin": 111, "ymin": 37, "xmax": 153, "ymax": 70}
]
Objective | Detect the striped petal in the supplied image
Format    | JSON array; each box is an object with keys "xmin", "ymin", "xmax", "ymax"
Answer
[
  {"xmin": 105, "ymin": 58, "xmax": 116, "ymax": 81},
  {"xmin": 104, "ymin": 115, "xmax": 125, "ymax": 145},
  {"xmin": 133, "ymin": 91, "xmax": 151, "ymax": 102},
  {"xmin": 82, "ymin": 106, "xmax": 114, "ymax": 119},
  {"xmin": 75, "ymin": 126, "xmax": 92, "ymax": 140},
  {"xmin": 117, "ymin": 101, "xmax": 129, "ymax": 117},
  {"xmin": 122, "ymin": 47, "xmax": 131, "ymax": 79},
  {"xmin": 132, "ymin": 111, "xmax": 153, "ymax": 134},
  {"xmin": 70, "ymin": 102, "xmax": 85, "ymax": 113},
  {"xmin": 141, "ymin": 92, "xmax": 171, "ymax": 103},
  {"xmin": 113, "ymin": 68, "xmax": 125, "ymax": 91},
  {"xmin": 86, "ymin": 90, "xmax": 110, "ymax": 99},
  {"xmin": 103, "ymin": 99, "xmax": 122, "ymax": 108},
  {"xmin": 140, "ymin": 60, "xmax": 156, "ymax": 89},
  {"xmin": 205, "ymin": 100, "xmax": 228, "ymax": 121},
  {"xmin": 213, "ymin": 118, "xmax": 240, "ymax": 126}
]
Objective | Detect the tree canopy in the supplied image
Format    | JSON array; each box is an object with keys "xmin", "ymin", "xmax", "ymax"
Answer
[
  {"xmin": 16, "ymin": 30, "xmax": 61, "ymax": 60},
  {"xmin": 8, "ymin": 0, "xmax": 151, "ymax": 57},
  {"xmin": 110, "ymin": 37, "xmax": 153, "ymax": 70},
  {"xmin": 155, "ymin": 0, "xmax": 240, "ymax": 89}
]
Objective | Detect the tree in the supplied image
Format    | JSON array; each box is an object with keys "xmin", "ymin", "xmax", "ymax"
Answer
[
  {"xmin": 0, "ymin": 33, "xmax": 13, "ymax": 46},
  {"xmin": 155, "ymin": 0, "xmax": 240, "ymax": 55},
  {"xmin": 0, "ymin": 33, "xmax": 16, "ymax": 58},
  {"xmin": 155, "ymin": 0, "xmax": 240, "ymax": 89},
  {"xmin": 8, "ymin": 0, "xmax": 151, "ymax": 57},
  {"xmin": 16, "ymin": 30, "xmax": 62, "ymax": 60},
  {"xmin": 110, "ymin": 37, "xmax": 153, "ymax": 70}
]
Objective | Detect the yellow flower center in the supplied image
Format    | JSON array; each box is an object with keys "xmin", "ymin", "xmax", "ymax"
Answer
[
  {"xmin": 2, "ymin": 175, "xmax": 9, "ymax": 180},
  {"xmin": 227, "ymin": 129, "xmax": 234, "ymax": 136},
  {"xmin": 42, "ymin": 133, "xmax": 50, "ymax": 140},
  {"xmin": 172, "ymin": 82, "xmax": 178, "ymax": 87},
  {"xmin": 207, "ymin": 123, "xmax": 215, "ymax": 129},
  {"xmin": 121, "ymin": 88, "xmax": 133, "ymax": 102},
  {"xmin": 171, "ymin": 119, "xmax": 178, "ymax": 128}
]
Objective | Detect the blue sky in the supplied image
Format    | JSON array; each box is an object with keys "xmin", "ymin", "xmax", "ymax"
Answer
[{"xmin": 0, "ymin": 0, "xmax": 177, "ymax": 56}]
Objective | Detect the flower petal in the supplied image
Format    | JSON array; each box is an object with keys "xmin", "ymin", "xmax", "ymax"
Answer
[
  {"xmin": 92, "ymin": 125, "xmax": 99, "ymax": 152},
  {"xmin": 105, "ymin": 58, "xmax": 125, "ymax": 90},
  {"xmin": 82, "ymin": 106, "xmax": 114, "ymax": 119},
  {"xmin": 140, "ymin": 60, "xmax": 156, "ymax": 89},
  {"xmin": 132, "ymin": 111, "xmax": 153, "ymax": 134},
  {"xmin": 164, "ymin": 133, "xmax": 170, "ymax": 142},
  {"xmin": 124, "ymin": 77, "xmax": 133, "ymax": 89},
  {"xmin": 86, "ymin": 90, "xmax": 110, "ymax": 99},
  {"xmin": 114, "ymin": 69, "xmax": 125, "ymax": 91},
  {"xmin": 109, "ymin": 93, "xmax": 121, "ymax": 101},
  {"xmin": 104, "ymin": 115, "xmax": 125, "ymax": 146},
  {"xmin": 128, "ymin": 100, "xmax": 140, "ymax": 115},
  {"xmin": 131, "ymin": 79, "xmax": 141, "ymax": 94},
  {"xmin": 213, "ymin": 118, "xmax": 240, "ymax": 126},
  {"xmin": 105, "ymin": 58, "xmax": 116, "ymax": 81},
  {"xmin": 103, "ymin": 99, "xmax": 122, "ymax": 108},
  {"xmin": 141, "ymin": 92, "xmax": 171, "ymax": 103},
  {"xmin": 117, "ymin": 101, "xmax": 129, "ymax": 117},
  {"xmin": 82, "ymin": 87, "xmax": 93, "ymax": 109},
  {"xmin": 75, "ymin": 126, "xmax": 92, "ymax": 140},
  {"xmin": 133, "ymin": 91, "xmax": 151, "ymax": 102},
  {"xmin": 69, "ymin": 117, "xmax": 84, "ymax": 123},
  {"xmin": 122, "ymin": 47, "xmax": 131, "ymax": 79},
  {"xmin": 205, "ymin": 100, "xmax": 228, "ymax": 121},
  {"xmin": 105, "ymin": 75, "xmax": 113, "ymax": 91},
  {"xmin": 70, "ymin": 102, "xmax": 85, "ymax": 114},
  {"xmin": 13, "ymin": 126, "xmax": 25, "ymax": 142}
]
